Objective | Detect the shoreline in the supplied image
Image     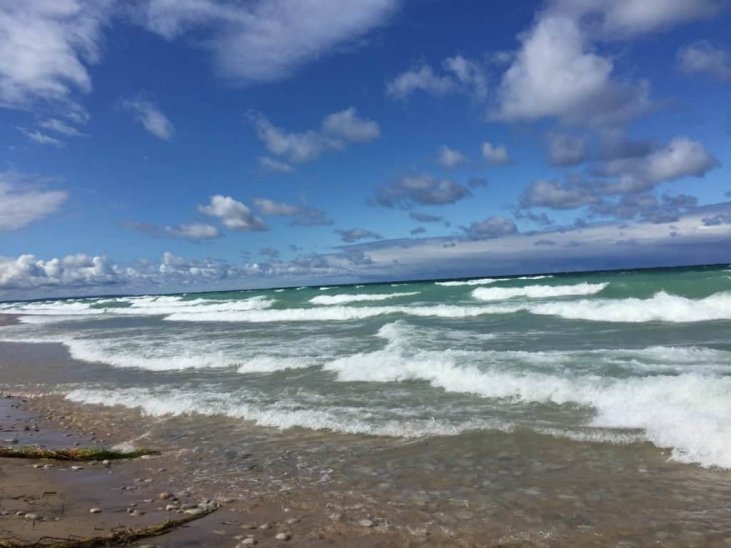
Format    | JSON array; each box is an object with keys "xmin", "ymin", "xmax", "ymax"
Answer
[
  {"xmin": 0, "ymin": 391, "xmax": 417, "ymax": 547},
  {"xmin": 4, "ymin": 388, "xmax": 731, "ymax": 547}
]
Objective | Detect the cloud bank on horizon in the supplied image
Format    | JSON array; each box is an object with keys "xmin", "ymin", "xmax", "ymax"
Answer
[{"xmin": 0, "ymin": 0, "xmax": 729, "ymax": 298}]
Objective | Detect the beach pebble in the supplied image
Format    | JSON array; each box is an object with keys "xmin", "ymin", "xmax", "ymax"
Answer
[
  {"xmin": 358, "ymin": 519, "xmax": 375, "ymax": 528},
  {"xmin": 238, "ymin": 539, "xmax": 257, "ymax": 546},
  {"xmin": 275, "ymin": 532, "xmax": 291, "ymax": 541},
  {"xmin": 184, "ymin": 508, "xmax": 204, "ymax": 516},
  {"xmin": 24, "ymin": 513, "xmax": 41, "ymax": 521},
  {"xmin": 102, "ymin": 459, "xmax": 110, "ymax": 465},
  {"xmin": 165, "ymin": 504, "xmax": 178, "ymax": 511},
  {"xmin": 70, "ymin": 465, "xmax": 83, "ymax": 471},
  {"xmin": 2, "ymin": 438, "xmax": 18, "ymax": 444},
  {"xmin": 259, "ymin": 522, "xmax": 272, "ymax": 530},
  {"xmin": 89, "ymin": 508, "xmax": 102, "ymax": 514},
  {"xmin": 159, "ymin": 491, "xmax": 174, "ymax": 500},
  {"xmin": 240, "ymin": 523, "xmax": 257, "ymax": 530}
]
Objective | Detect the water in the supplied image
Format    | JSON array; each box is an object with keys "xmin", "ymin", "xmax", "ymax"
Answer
[{"xmin": 1, "ymin": 265, "xmax": 731, "ymax": 542}]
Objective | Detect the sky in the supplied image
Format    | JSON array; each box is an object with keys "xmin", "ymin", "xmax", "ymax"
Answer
[{"xmin": 1, "ymin": 0, "xmax": 730, "ymax": 299}]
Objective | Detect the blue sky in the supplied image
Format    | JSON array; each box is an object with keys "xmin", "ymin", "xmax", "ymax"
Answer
[{"xmin": 1, "ymin": 0, "xmax": 730, "ymax": 298}]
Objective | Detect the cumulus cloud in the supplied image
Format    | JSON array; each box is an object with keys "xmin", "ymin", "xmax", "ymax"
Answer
[
  {"xmin": 0, "ymin": 173, "xmax": 68, "ymax": 231},
  {"xmin": 481, "ymin": 142, "xmax": 510, "ymax": 164},
  {"xmin": 462, "ymin": 216, "xmax": 518, "ymax": 239},
  {"xmin": 437, "ymin": 146, "xmax": 466, "ymax": 168},
  {"xmin": 198, "ymin": 195, "xmax": 267, "ymax": 231},
  {"xmin": 122, "ymin": 97, "xmax": 175, "ymax": 140},
  {"xmin": 591, "ymin": 193, "xmax": 698, "ymax": 224},
  {"xmin": 386, "ymin": 55, "xmax": 487, "ymax": 100},
  {"xmin": 547, "ymin": 132, "xmax": 588, "ymax": 166},
  {"xmin": 254, "ymin": 198, "xmax": 301, "ymax": 216},
  {"xmin": 139, "ymin": 0, "xmax": 397, "ymax": 83},
  {"xmin": 249, "ymin": 107, "xmax": 379, "ymax": 165},
  {"xmin": 0, "ymin": 1, "xmax": 110, "ymax": 112},
  {"xmin": 374, "ymin": 175, "xmax": 471, "ymax": 208},
  {"xmin": 677, "ymin": 41, "xmax": 731, "ymax": 80},
  {"xmin": 126, "ymin": 221, "xmax": 219, "ymax": 240},
  {"xmin": 494, "ymin": 13, "xmax": 649, "ymax": 126},
  {"xmin": 520, "ymin": 179, "xmax": 598, "ymax": 209},
  {"xmin": 336, "ymin": 228, "xmax": 383, "ymax": 243},
  {"xmin": 598, "ymin": 137, "xmax": 718, "ymax": 193},
  {"xmin": 0, "ymin": 253, "xmax": 118, "ymax": 290},
  {"xmin": 254, "ymin": 197, "xmax": 332, "ymax": 226},
  {"xmin": 409, "ymin": 211, "xmax": 444, "ymax": 223},
  {"xmin": 321, "ymin": 107, "xmax": 380, "ymax": 142}
]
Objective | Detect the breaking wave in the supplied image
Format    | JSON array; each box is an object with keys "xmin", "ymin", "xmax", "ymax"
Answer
[
  {"xmin": 473, "ymin": 283, "xmax": 607, "ymax": 301},
  {"xmin": 309, "ymin": 292, "xmax": 419, "ymax": 305}
]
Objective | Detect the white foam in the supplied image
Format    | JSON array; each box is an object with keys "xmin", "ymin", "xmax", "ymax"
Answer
[
  {"xmin": 529, "ymin": 291, "xmax": 731, "ymax": 323},
  {"xmin": 236, "ymin": 355, "xmax": 318, "ymax": 373},
  {"xmin": 473, "ymin": 283, "xmax": 608, "ymax": 301},
  {"xmin": 64, "ymin": 339, "xmax": 236, "ymax": 371},
  {"xmin": 309, "ymin": 292, "xmax": 419, "ymax": 305},
  {"xmin": 2, "ymin": 295, "xmax": 274, "ymax": 320},
  {"xmin": 163, "ymin": 304, "xmax": 515, "ymax": 323},
  {"xmin": 64, "ymin": 388, "xmax": 514, "ymax": 438},
  {"xmin": 319, "ymin": 322, "xmax": 731, "ymax": 468},
  {"xmin": 436, "ymin": 278, "xmax": 500, "ymax": 287},
  {"xmin": 435, "ymin": 275, "xmax": 553, "ymax": 287}
]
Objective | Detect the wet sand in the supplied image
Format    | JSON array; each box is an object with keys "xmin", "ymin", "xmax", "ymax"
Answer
[
  {"xmin": 0, "ymin": 393, "xmax": 416, "ymax": 547},
  {"xmin": 3, "ymin": 390, "xmax": 731, "ymax": 547}
]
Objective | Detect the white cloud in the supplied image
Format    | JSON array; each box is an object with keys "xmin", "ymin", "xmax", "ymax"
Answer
[
  {"xmin": 249, "ymin": 108, "xmax": 379, "ymax": 164},
  {"xmin": 0, "ymin": 0, "xmax": 110, "ymax": 112},
  {"xmin": 259, "ymin": 156, "xmax": 294, "ymax": 174},
  {"xmin": 254, "ymin": 197, "xmax": 332, "ymax": 226},
  {"xmin": 463, "ymin": 216, "xmax": 517, "ymax": 239},
  {"xmin": 122, "ymin": 97, "xmax": 175, "ymax": 140},
  {"xmin": 198, "ymin": 195, "xmax": 267, "ymax": 231},
  {"xmin": 40, "ymin": 118, "xmax": 86, "ymax": 137},
  {"xmin": 127, "ymin": 221, "xmax": 219, "ymax": 240},
  {"xmin": 374, "ymin": 174, "xmax": 471, "ymax": 208},
  {"xmin": 547, "ymin": 132, "xmax": 587, "ymax": 166},
  {"xmin": 554, "ymin": 0, "xmax": 724, "ymax": 36},
  {"xmin": 600, "ymin": 138, "xmax": 718, "ymax": 193},
  {"xmin": 321, "ymin": 108, "xmax": 380, "ymax": 142},
  {"xmin": 18, "ymin": 128, "xmax": 64, "ymax": 147},
  {"xmin": 386, "ymin": 55, "xmax": 487, "ymax": 100},
  {"xmin": 481, "ymin": 142, "xmax": 510, "ymax": 165},
  {"xmin": 438, "ymin": 146, "xmax": 467, "ymax": 168},
  {"xmin": 254, "ymin": 198, "xmax": 301, "ymax": 216},
  {"xmin": 336, "ymin": 228, "xmax": 383, "ymax": 243},
  {"xmin": 0, "ymin": 173, "xmax": 68, "ymax": 231},
  {"xmin": 521, "ymin": 179, "xmax": 598, "ymax": 209},
  {"xmin": 494, "ymin": 14, "xmax": 649, "ymax": 126},
  {"xmin": 678, "ymin": 41, "xmax": 731, "ymax": 80},
  {"xmin": 139, "ymin": 0, "xmax": 397, "ymax": 83},
  {"xmin": 0, "ymin": 253, "xmax": 117, "ymax": 290}
]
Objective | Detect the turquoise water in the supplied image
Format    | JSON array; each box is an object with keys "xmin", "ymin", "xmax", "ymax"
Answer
[{"xmin": 1, "ymin": 265, "xmax": 730, "ymax": 468}]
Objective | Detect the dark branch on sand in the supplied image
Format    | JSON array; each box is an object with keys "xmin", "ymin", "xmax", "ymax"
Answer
[
  {"xmin": 0, "ymin": 447, "xmax": 160, "ymax": 461},
  {"xmin": 0, "ymin": 504, "xmax": 218, "ymax": 547}
]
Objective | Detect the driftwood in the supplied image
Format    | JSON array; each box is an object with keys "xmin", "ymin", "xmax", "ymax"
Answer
[
  {"xmin": 0, "ymin": 505, "xmax": 217, "ymax": 547},
  {"xmin": 0, "ymin": 447, "xmax": 159, "ymax": 461}
]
